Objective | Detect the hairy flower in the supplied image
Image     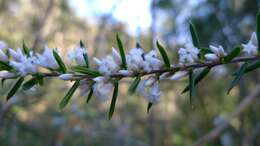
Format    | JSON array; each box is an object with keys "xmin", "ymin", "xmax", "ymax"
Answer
[
  {"xmin": 68, "ymin": 47, "xmax": 87, "ymax": 66},
  {"xmin": 143, "ymin": 50, "xmax": 164, "ymax": 72},
  {"xmin": 242, "ymin": 32, "xmax": 258, "ymax": 55},
  {"xmin": 137, "ymin": 79, "xmax": 162, "ymax": 103},
  {"xmin": 35, "ymin": 46, "xmax": 59, "ymax": 69},
  {"xmin": 126, "ymin": 47, "xmax": 145, "ymax": 71},
  {"xmin": 93, "ymin": 77, "xmax": 113, "ymax": 101},
  {"xmin": 178, "ymin": 41, "xmax": 199, "ymax": 63}
]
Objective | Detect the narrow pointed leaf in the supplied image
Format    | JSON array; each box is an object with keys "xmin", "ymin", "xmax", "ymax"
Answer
[
  {"xmin": 189, "ymin": 22, "xmax": 200, "ymax": 49},
  {"xmin": 86, "ymin": 87, "xmax": 94, "ymax": 103},
  {"xmin": 116, "ymin": 34, "xmax": 127, "ymax": 69},
  {"xmin": 136, "ymin": 42, "xmax": 142, "ymax": 48},
  {"xmin": 0, "ymin": 61, "xmax": 13, "ymax": 71},
  {"xmin": 71, "ymin": 66, "xmax": 102, "ymax": 77},
  {"xmin": 233, "ymin": 60, "xmax": 260, "ymax": 76},
  {"xmin": 59, "ymin": 80, "xmax": 80, "ymax": 109},
  {"xmin": 147, "ymin": 102, "xmax": 153, "ymax": 113},
  {"xmin": 79, "ymin": 40, "xmax": 89, "ymax": 67},
  {"xmin": 53, "ymin": 50, "xmax": 67, "ymax": 73},
  {"xmin": 6, "ymin": 77, "xmax": 24, "ymax": 101},
  {"xmin": 227, "ymin": 63, "xmax": 248, "ymax": 94},
  {"xmin": 22, "ymin": 77, "xmax": 38, "ymax": 90},
  {"xmin": 108, "ymin": 82, "xmax": 119, "ymax": 120},
  {"xmin": 80, "ymin": 40, "xmax": 85, "ymax": 48},
  {"xmin": 156, "ymin": 41, "xmax": 171, "ymax": 68},
  {"xmin": 188, "ymin": 71, "xmax": 195, "ymax": 105},
  {"xmin": 128, "ymin": 76, "xmax": 141, "ymax": 95},
  {"xmin": 257, "ymin": 10, "xmax": 260, "ymax": 53},
  {"xmin": 224, "ymin": 46, "xmax": 242, "ymax": 63},
  {"xmin": 182, "ymin": 67, "xmax": 211, "ymax": 93},
  {"xmin": 22, "ymin": 40, "xmax": 30, "ymax": 56}
]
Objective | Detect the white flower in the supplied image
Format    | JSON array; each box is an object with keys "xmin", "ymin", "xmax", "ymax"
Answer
[
  {"xmin": 9, "ymin": 49, "xmax": 37, "ymax": 76},
  {"xmin": 242, "ymin": 32, "xmax": 258, "ymax": 55},
  {"xmin": 146, "ymin": 82, "xmax": 162, "ymax": 103},
  {"xmin": 0, "ymin": 49, "xmax": 8, "ymax": 62},
  {"xmin": 170, "ymin": 71, "xmax": 188, "ymax": 80},
  {"xmin": 205, "ymin": 54, "xmax": 219, "ymax": 61},
  {"xmin": 0, "ymin": 40, "xmax": 7, "ymax": 50},
  {"xmin": 93, "ymin": 77, "xmax": 113, "ymax": 101},
  {"xmin": 144, "ymin": 76, "xmax": 157, "ymax": 86},
  {"xmin": 0, "ymin": 71, "xmax": 17, "ymax": 79},
  {"xmin": 137, "ymin": 79, "xmax": 161, "ymax": 103},
  {"xmin": 143, "ymin": 50, "xmax": 164, "ymax": 72},
  {"xmin": 68, "ymin": 47, "xmax": 87, "ymax": 66},
  {"xmin": 59, "ymin": 73, "xmax": 74, "ymax": 80},
  {"xmin": 205, "ymin": 45, "xmax": 226, "ymax": 61},
  {"xmin": 35, "ymin": 46, "xmax": 59, "ymax": 69},
  {"xmin": 79, "ymin": 79, "xmax": 92, "ymax": 96},
  {"xmin": 178, "ymin": 42, "xmax": 199, "ymax": 63},
  {"xmin": 94, "ymin": 48, "xmax": 122, "ymax": 75},
  {"xmin": 126, "ymin": 47, "xmax": 144, "ymax": 71},
  {"xmin": 209, "ymin": 45, "xmax": 225, "ymax": 57},
  {"xmin": 118, "ymin": 70, "xmax": 129, "ymax": 76}
]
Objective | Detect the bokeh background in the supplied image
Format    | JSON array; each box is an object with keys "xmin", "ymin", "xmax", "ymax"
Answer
[{"xmin": 0, "ymin": 0, "xmax": 260, "ymax": 146}]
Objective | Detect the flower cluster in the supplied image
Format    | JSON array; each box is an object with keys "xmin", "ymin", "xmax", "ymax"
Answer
[{"xmin": 0, "ymin": 29, "xmax": 259, "ymax": 115}]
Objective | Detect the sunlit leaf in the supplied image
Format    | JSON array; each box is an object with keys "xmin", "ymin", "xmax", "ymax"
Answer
[
  {"xmin": 116, "ymin": 34, "xmax": 127, "ymax": 69},
  {"xmin": 6, "ymin": 77, "xmax": 24, "ymax": 101},
  {"xmin": 156, "ymin": 41, "xmax": 171, "ymax": 68},
  {"xmin": 59, "ymin": 80, "xmax": 80, "ymax": 109},
  {"xmin": 53, "ymin": 50, "xmax": 67, "ymax": 73}
]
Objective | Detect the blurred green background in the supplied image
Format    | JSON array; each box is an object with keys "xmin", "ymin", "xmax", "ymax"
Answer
[{"xmin": 0, "ymin": 0, "xmax": 260, "ymax": 146}]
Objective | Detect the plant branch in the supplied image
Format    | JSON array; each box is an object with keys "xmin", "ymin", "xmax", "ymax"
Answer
[{"xmin": 191, "ymin": 84, "xmax": 260, "ymax": 146}]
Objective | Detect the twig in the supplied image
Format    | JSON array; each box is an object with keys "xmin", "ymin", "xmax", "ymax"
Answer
[{"xmin": 192, "ymin": 84, "xmax": 260, "ymax": 146}]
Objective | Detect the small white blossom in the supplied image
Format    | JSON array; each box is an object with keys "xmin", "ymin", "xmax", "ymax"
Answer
[
  {"xmin": 118, "ymin": 70, "xmax": 129, "ymax": 76},
  {"xmin": 242, "ymin": 32, "xmax": 258, "ymax": 55},
  {"xmin": 59, "ymin": 73, "xmax": 74, "ymax": 80},
  {"xmin": 0, "ymin": 71, "xmax": 17, "ymax": 79},
  {"xmin": 0, "ymin": 40, "xmax": 7, "ymax": 50},
  {"xmin": 35, "ymin": 46, "xmax": 59, "ymax": 69},
  {"xmin": 126, "ymin": 47, "xmax": 144, "ymax": 71},
  {"xmin": 170, "ymin": 71, "xmax": 188, "ymax": 80},
  {"xmin": 68, "ymin": 47, "xmax": 87, "ymax": 66},
  {"xmin": 79, "ymin": 79, "xmax": 92, "ymax": 96},
  {"xmin": 178, "ymin": 41, "xmax": 199, "ymax": 63},
  {"xmin": 143, "ymin": 50, "xmax": 164, "ymax": 72},
  {"xmin": 144, "ymin": 76, "xmax": 157, "ymax": 86},
  {"xmin": 9, "ymin": 49, "xmax": 37, "ymax": 76},
  {"xmin": 209, "ymin": 45, "xmax": 225, "ymax": 57},
  {"xmin": 93, "ymin": 77, "xmax": 113, "ymax": 101},
  {"xmin": 137, "ymin": 79, "xmax": 161, "ymax": 103}
]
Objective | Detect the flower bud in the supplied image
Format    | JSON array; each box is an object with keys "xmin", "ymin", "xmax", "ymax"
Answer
[
  {"xmin": 170, "ymin": 71, "xmax": 188, "ymax": 80},
  {"xmin": 59, "ymin": 74, "xmax": 74, "ymax": 80},
  {"xmin": 205, "ymin": 53, "xmax": 219, "ymax": 61},
  {"xmin": 0, "ymin": 71, "xmax": 17, "ymax": 79}
]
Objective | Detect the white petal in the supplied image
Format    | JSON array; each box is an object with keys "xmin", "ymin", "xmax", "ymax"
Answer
[
  {"xmin": 205, "ymin": 54, "xmax": 219, "ymax": 61},
  {"xmin": 112, "ymin": 47, "xmax": 121, "ymax": 64},
  {"xmin": 0, "ymin": 71, "xmax": 17, "ymax": 79},
  {"xmin": 59, "ymin": 74, "xmax": 74, "ymax": 80},
  {"xmin": 170, "ymin": 71, "xmax": 188, "ymax": 80}
]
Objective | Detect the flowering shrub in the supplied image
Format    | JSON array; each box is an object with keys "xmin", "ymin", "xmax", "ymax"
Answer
[{"xmin": 1, "ymin": 11, "xmax": 260, "ymax": 119}]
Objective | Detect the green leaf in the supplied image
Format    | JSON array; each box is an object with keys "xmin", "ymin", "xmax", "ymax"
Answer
[
  {"xmin": 0, "ymin": 61, "xmax": 13, "ymax": 71},
  {"xmin": 71, "ymin": 66, "xmax": 102, "ymax": 77},
  {"xmin": 108, "ymin": 81, "xmax": 119, "ymax": 120},
  {"xmin": 6, "ymin": 77, "xmax": 24, "ymax": 101},
  {"xmin": 53, "ymin": 50, "xmax": 67, "ymax": 73},
  {"xmin": 188, "ymin": 71, "xmax": 195, "ymax": 105},
  {"xmin": 156, "ymin": 41, "xmax": 171, "ymax": 68},
  {"xmin": 128, "ymin": 76, "xmax": 141, "ymax": 95},
  {"xmin": 59, "ymin": 80, "xmax": 80, "ymax": 109},
  {"xmin": 224, "ymin": 46, "xmax": 242, "ymax": 63},
  {"xmin": 80, "ymin": 40, "xmax": 85, "ymax": 48},
  {"xmin": 86, "ymin": 87, "xmax": 94, "ymax": 103},
  {"xmin": 22, "ymin": 77, "xmax": 38, "ymax": 90},
  {"xmin": 257, "ymin": 10, "xmax": 260, "ymax": 53},
  {"xmin": 136, "ymin": 42, "xmax": 142, "ymax": 48},
  {"xmin": 116, "ymin": 34, "xmax": 127, "ymax": 69},
  {"xmin": 182, "ymin": 67, "xmax": 211, "ymax": 93},
  {"xmin": 147, "ymin": 102, "xmax": 153, "ymax": 113},
  {"xmin": 227, "ymin": 63, "xmax": 248, "ymax": 94},
  {"xmin": 233, "ymin": 60, "xmax": 260, "ymax": 76},
  {"xmin": 189, "ymin": 22, "xmax": 200, "ymax": 49},
  {"xmin": 22, "ymin": 40, "xmax": 30, "ymax": 56}
]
